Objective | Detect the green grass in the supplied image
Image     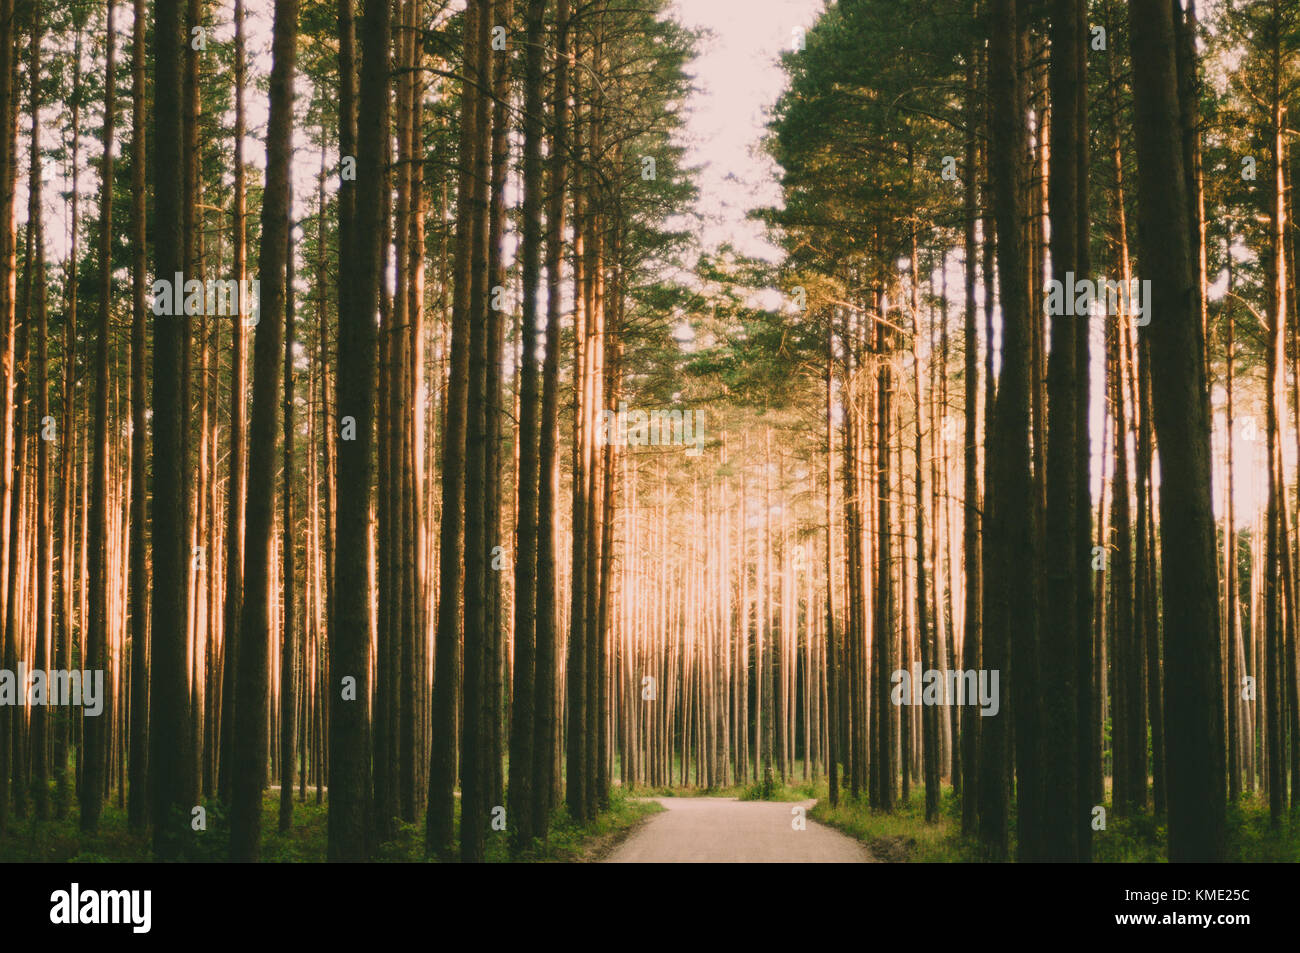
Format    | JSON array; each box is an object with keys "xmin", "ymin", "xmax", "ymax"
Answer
[
  {"xmin": 737, "ymin": 776, "xmax": 820, "ymax": 802},
  {"xmin": 1091, "ymin": 796, "xmax": 1300, "ymax": 863},
  {"xmin": 1089, "ymin": 809, "xmax": 1166, "ymax": 863},
  {"xmin": 0, "ymin": 783, "xmax": 660, "ymax": 863},
  {"xmin": 806, "ymin": 781, "xmax": 1300, "ymax": 862},
  {"xmin": 491, "ymin": 787, "xmax": 663, "ymax": 863},
  {"xmin": 8, "ymin": 771, "xmax": 1296, "ymax": 862},
  {"xmin": 809, "ymin": 783, "xmax": 979, "ymax": 861},
  {"xmin": 378, "ymin": 785, "xmax": 663, "ymax": 862},
  {"xmin": 1224, "ymin": 798, "xmax": 1300, "ymax": 862},
  {"xmin": 0, "ymin": 798, "xmax": 153, "ymax": 863},
  {"xmin": 626, "ymin": 757, "xmax": 823, "ymax": 800}
]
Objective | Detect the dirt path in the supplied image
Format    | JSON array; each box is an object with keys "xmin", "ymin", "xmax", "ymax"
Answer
[{"xmin": 601, "ymin": 797, "xmax": 874, "ymax": 863}]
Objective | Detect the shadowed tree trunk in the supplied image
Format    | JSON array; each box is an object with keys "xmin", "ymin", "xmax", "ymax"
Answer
[
  {"xmin": 532, "ymin": 0, "xmax": 569, "ymax": 840},
  {"xmin": 231, "ymin": 0, "xmax": 299, "ymax": 862},
  {"xmin": 126, "ymin": 0, "xmax": 149, "ymax": 834},
  {"xmin": 219, "ymin": 0, "xmax": 250, "ymax": 809},
  {"xmin": 508, "ymin": 0, "xmax": 547, "ymax": 854},
  {"xmin": 31, "ymin": 5, "xmax": 54, "ymax": 825},
  {"xmin": 1126, "ymin": 0, "xmax": 1226, "ymax": 862},
  {"xmin": 980, "ymin": 0, "xmax": 1037, "ymax": 861},
  {"xmin": 960, "ymin": 41, "xmax": 982, "ymax": 835},
  {"xmin": 81, "ymin": 0, "xmax": 116, "ymax": 835},
  {"xmin": 0, "ymin": 0, "xmax": 16, "ymax": 838},
  {"xmin": 279, "ymin": 206, "xmax": 298, "ymax": 834},
  {"xmin": 427, "ymin": 0, "xmax": 481, "ymax": 860},
  {"xmin": 330, "ymin": 0, "xmax": 386, "ymax": 862},
  {"xmin": 1040, "ymin": 0, "xmax": 1083, "ymax": 862},
  {"xmin": 460, "ymin": 0, "xmax": 495, "ymax": 864},
  {"xmin": 150, "ymin": 0, "xmax": 197, "ymax": 858}
]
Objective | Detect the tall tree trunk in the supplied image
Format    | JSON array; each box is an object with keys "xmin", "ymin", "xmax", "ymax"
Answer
[
  {"xmin": 219, "ymin": 0, "xmax": 250, "ymax": 807},
  {"xmin": 960, "ymin": 43, "xmax": 982, "ymax": 835},
  {"xmin": 231, "ymin": 0, "xmax": 298, "ymax": 861},
  {"xmin": 125, "ymin": 0, "xmax": 148, "ymax": 834},
  {"xmin": 279, "ymin": 206, "xmax": 298, "ymax": 834},
  {"xmin": 1262, "ymin": 15, "xmax": 1289, "ymax": 827},
  {"xmin": 0, "ymin": 0, "xmax": 16, "ymax": 835},
  {"xmin": 459, "ymin": 0, "xmax": 494, "ymax": 863},
  {"xmin": 81, "ymin": 0, "xmax": 116, "ymax": 834},
  {"xmin": 532, "ymin": 0, "xmax": 569, "ymax": 839},
  {"xmin": 1225, "ymin": 227, "xmax": 1241, "ymax": 805},
  {"xmin": 910, "ymin": 230, "xmax": 939, "ymax": 822},
  {"xmin": 483, "ymin": 0, "xmax": 514, "ymax": 820},
  {"xmin": 427, "ymin": 0, "xmax": 481, "ymax": 859},
  {"xmin": 980, "ymin": 0, "xmax": 1037, "ymax": 861},
  {"xmin": 567, "ymin": 15, "xmax": 591, "ymax": 823},
  {"xmin": 150, "ymin": 0, "xmax": 197, "ymax": 858},
  {"xmin": 1040, "ymin": 0, "xmax": 1083, "ymax": 862},
  {"xmin": 826, "ymin": 319, "xmax": 839, "ymax": 808},
  {"xmin": 331, "ymin": 0, "xmax": 386, "ymax": 862},
  {"xmin": 508, "ymin": 0, "xmax": 547, "ymax": 854},
  {"xmin": 1126, "ymin": 0, "xmax": 1226, "ymax": 861},
  {"xmin": 1071, "ymin": 0, "xmax": 1094, "ymax": 863},
  {"xmin": 31, "ymin": 6, "xmax": 53, "ymax": 825}
]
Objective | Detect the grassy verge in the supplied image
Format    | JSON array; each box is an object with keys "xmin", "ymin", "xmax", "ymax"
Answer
[
  {"xmin": 377, "ymin": 786, "xmax": 664, "ymax": 862},
  {"xmin": 808, "ymin": 782, "xmax": 1300, "ymax": 862},
  {"xmin": 630, "ymin": 759, "xmax": 824, "ymax": 801},
  {"xmin": 0, "ymin": 786, "xmax": 661, "ymax": 863},
  {"xmin": 1091, "ymin": 797, "xmax": 1300, "ymax": 862},
  {"xmin": 506, "ymin": 788, "xmax": 663, "ymax": 863},
  {"xmin": 8, "ymin": 776, "xmax": 1294, "ymax": 862},
  {"xmin": 809, "ymin": 784, "xmax": 978, "ymax": 861}
]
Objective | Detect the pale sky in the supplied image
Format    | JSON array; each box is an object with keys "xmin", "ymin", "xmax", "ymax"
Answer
[
  {"xmin": 39, "ymin": 1, "xmax": 822, "ymax": 265},
  {"xmin": 668, "ymin": 0, "xmax": 825, "ymax": 261}
]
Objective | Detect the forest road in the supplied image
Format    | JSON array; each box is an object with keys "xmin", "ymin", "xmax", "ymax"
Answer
[{"xmin": 602, "ymin": 797, "xmax": 874, "ymax": 863}]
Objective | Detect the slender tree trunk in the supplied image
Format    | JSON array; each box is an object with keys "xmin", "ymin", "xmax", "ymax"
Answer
[
  {"xmin": 427, "ymin": 0, "xmax": 480, "ymax": 859},
  {"xmin": 231, "ymin": 0, "xmax": 298, "ymax": 861},
  {"xmin": 532, "ymin": 0, "xmax": 568, "ymax": 839},
  {"xmin": 331, "ymin": 0, "xmax": 386, "ymax": 861},
  {"xmin": 30, "ymin": 7, "xmax": 53, "ymax": 825},
  {"xmin": 150, "ymin": 0, "xmax": 197, "ymax": 858},
  {"xmin": 980, "ymin": 0, "xmax": 1036, "ymax": 860},
  {"xmin": 1225, "ymin": 227, "xmax": 1241, "ymax": 804},
  {"xmin": 508, "ymin": 0, "xmax": 547, "ymax": 853},
  {"xmin": 81, "ymin": 0, "xmax": 116, "ymax": 834},
  {"xmin": 219, "ymin": 0, "xmax": 251, "ymax": 807},
  {"xmin": 459, "ymin": 0, "xmax": 494, "ymax": 863},
  {"xmin": 1040, "ymin": 0, "xmax": 1083, "ymax": 862},
  {"xmin": 279, "ymin": 206, "xmax": 298, "ymax": 834},
  {"xmin": 960, "ymin": 43, "xmax": 982, "ymax": 835},
  {"xmin": 910, "ymin": 230, "xmax": 939, "ymax": 822},
  {"xmin": 0, "ymin": 0, "xmax": 16, "ymax": 835},
  {"xmin": 826, "ymin": 319, "xmax": 839, "ymax": 808}
]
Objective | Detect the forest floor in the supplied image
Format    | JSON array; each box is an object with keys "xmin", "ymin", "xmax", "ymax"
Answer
[
  {"xmin": 5, "ymin": 778, "xmax": 1297, "ymax": 862},
  {"xmin": 612, "ymin": 773, "xmax": 1300, "ymax": 862},
  {"xmin": 602, "ymin": 796, "xmax": 873, "ymax": 862},
  {"xmin": 807, "ymin": 783, "xmax": 1300, "ymax": 862},
  {"xmin": 0, "ymin": 785, "xmax": 663, "ymax": 862}
]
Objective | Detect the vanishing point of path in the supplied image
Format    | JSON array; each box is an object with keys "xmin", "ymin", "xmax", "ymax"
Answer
[{"xmin": 603, "ymin": 797, "xmax": 874, "ymax": 863}]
